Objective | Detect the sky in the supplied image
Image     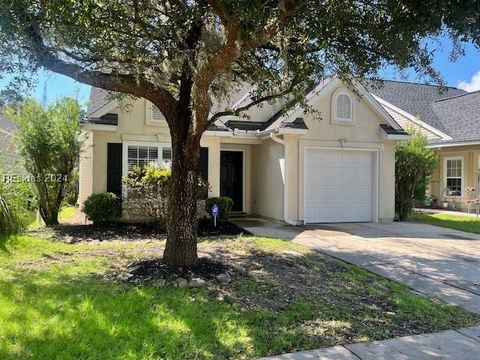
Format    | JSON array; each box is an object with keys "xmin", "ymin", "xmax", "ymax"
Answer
[{"xmin": 1, "ymin": 35, "xmax": 479, "ymax": 109}]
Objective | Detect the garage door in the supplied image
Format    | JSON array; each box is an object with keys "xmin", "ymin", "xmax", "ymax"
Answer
[{"xmin": 304, "ymin": 148, "xmax": 374, "ymax": 223}]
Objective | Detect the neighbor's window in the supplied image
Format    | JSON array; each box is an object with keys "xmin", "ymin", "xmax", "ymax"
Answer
[
  {"xmin": 333, "ymin": 91, "xmax": 353, "ymax": 123},
  {"xmin": 127, "ymin": 145, "xmax": 159, "ymax": 171},
  {"xmin": 151, "ymin": 105, "xmax": 166, "ymax": 122},
  {"xmin": 445, "ymin": 158, "xmax": 463, "ymax": 196}
]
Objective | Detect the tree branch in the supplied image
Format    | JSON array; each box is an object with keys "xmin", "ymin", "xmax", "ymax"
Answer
[
  {"xmin": 20, "ymin": 16, "xmax": 178, "ymax": 122},
  {"xmin": 208, "ymin": 75, "xmax": 301, "ymax": 124}
]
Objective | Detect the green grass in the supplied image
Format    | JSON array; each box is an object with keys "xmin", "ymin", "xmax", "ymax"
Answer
[
  {"xmin": 411, "ymin": 212, "xmax": 480, "ymax": 234},
  {"xmin": 28, "ymin": 205, "xmax": 77, "ymax": 228},
  {"xmin": 0, "ymin": 235, "xmax": 478, "ymax": 359}
]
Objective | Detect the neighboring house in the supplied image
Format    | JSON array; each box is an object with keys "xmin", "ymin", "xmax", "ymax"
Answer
[
  {"xmin": 367, "ymin": 80, "xmax": 480, "ymax": 210},
  {"xmin": 79, "ymin": 77, "xmax": 409, "ymax": 224},
  {"xmin": 0, "ymin": 113, "xmax": 19, "ymax": 168}
]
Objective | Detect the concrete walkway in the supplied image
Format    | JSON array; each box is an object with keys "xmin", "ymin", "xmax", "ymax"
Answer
[
  {"xmin": 260, "ymin": 326, "xmax": 480, "ymax": 360},
  {"xmin": 233, "ymin": 218, "xmax": 480, "ymax": 315}
]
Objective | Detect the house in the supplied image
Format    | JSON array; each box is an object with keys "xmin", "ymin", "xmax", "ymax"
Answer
[
  {"xmin": 79, "ymin": 77, "xmax": 410, "ymax": 224},
  {"xmin": 367, "ymin": 80, "xmax": 480, "ymax": 211},
  {"xmin": 0, "ymin": 113, "xmax": 19, "ymax": 168}
]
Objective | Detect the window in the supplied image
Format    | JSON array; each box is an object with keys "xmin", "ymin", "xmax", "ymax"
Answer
[
  {"xmin": 127, "ymin": 145, "xmax": 159, "ymax": 171},
  {"xmin": 126, "ymin": 143, "xmax": 172, "ymax": 173},
  {"xmin": 332, "ymin": 90, "xmax": 353, "ymax": 124},
  {"xmin": 151, "ymin": 105, "xmax": 166, "ymax": 122},
  {"xmin": 445, "ymin": 158, "xmax": 463, "ymax": 196}
]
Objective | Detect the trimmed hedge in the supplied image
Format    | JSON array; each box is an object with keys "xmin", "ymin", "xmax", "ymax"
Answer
[
  {"xmin": 82, "ymin": 192, "xmax": 121, "ymax": 224},
  {"xmin": 205, "ymin": 197, "xmax": 233, "ymax": 222}
]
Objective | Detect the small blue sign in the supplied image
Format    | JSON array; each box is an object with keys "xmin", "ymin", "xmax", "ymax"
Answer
[{"xmin": 211, "ymin": 204, "xmax": 219, "ymax": 217}]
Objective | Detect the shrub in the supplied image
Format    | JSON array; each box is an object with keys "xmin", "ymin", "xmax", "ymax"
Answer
[
  {"xmin": 123, "ymin": 165, "xmax": 210, "ymax": 228},
  {"xmin": 0, "ymin": 178, "xmax": 34, "ymax": 238},
  {"xmin": 205, "ymin": 197, "xmax": 233, "ymax": 222},
  {"xmin": 82, "ymin": 192, "xmax": 121, "ymax": 224},
  {"xmin": 395, "ymin": 130, "xmax": 438, "ymax": 221},
  {"xmin": 8, "ymin": 98, "xmax": 82, "ymax": 225}
]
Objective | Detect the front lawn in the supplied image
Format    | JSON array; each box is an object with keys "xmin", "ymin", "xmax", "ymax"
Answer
[
  {"xmin": 0, "ymin": 235, "xmax": 478, "ymax": 359},
  {"xmin": 411, "ymin": 212, "xmax": 480, "ymax": 234}
]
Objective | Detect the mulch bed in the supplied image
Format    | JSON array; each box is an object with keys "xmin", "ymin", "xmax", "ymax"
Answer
[
  {"xmin": 125, "ymin": 257, "xmax": 230, "ymax": 282},
  {"xmin": 29, "ymin": 219, "xmax": 250, "ymax": 244}
]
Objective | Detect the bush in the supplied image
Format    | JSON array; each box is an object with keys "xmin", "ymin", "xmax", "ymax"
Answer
[
  {"xmin": 63, "ymin": 172, "xmax": 79, "ymax": 206},
  {"xmin": 123, "ymin": 165, "xmax": 209, "ymax": 228},
  {"xmin": 0, "ymin": 179, "xmax": 34, "ymax": 238},
  {"xmin": 205, "ymin": 197, "xmax": 233, "ymax": 222},
  {"xmin": 82, "ymin": 192, "xmax": 121, "ymax": 224},
  {"xmin": 395, "ymin": 130, "xmax": 438, "ymax": 221}
]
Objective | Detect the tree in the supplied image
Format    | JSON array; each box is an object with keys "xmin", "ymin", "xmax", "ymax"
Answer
[
  {"xmin": 395, "ymin": 130, "xmax": 438, "ymax": 221},
  {"xmin": 8, "ymin": 98, "xmax": 82, "ymax": 225},
  {"xmin": 0, "ymin": 1, "xmax": 478, "ymax": 266}
]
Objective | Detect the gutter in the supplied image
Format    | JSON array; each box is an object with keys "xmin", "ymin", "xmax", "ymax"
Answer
[
  {"xmin": 269, "ymin": 132, "xmax": 298, "ymax": 226},
  {"xmin": 427, "ymin": 140, "xmax": 480, "ymax": 148}
]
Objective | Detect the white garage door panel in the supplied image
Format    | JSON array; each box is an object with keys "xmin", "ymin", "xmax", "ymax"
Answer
[{"xmin": 304, "ymin": 148, "xmax": 375, "ymax": 223}]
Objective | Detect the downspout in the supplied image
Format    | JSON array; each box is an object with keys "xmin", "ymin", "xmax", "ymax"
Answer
[{"xmin": 270, "ymin": 132, "xmax": 297, "ymax": 226}]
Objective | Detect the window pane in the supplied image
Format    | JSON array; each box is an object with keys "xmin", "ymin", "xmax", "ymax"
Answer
[
  {"xmin": 128, "ymin": 147, "xmax": 138, "ymax": 158},
  {"xmin": 162, "ymin": 147, "xmax": 172, "ymax": 161},
  {"xmin": 446, "ymin": 178, "xmax": 462, "ymax": 196},
  {"xmin": 149, "ymin": 147, "xmax": 158, "ymax": 159},
  {"xmin": 138, "ymin": 147, "xmax": 148, "ymax": 159}
]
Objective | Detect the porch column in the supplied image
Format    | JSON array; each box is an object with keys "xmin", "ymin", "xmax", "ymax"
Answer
[{"xmin": 201, "ymin": 136, "xmax": 221, "ymax": 197}]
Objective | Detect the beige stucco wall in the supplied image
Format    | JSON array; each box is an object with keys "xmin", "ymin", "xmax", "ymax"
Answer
[
  {"xmin": 80, "ymin": 83, "xmax": 397, "ymax": 223},
  {"xmin": 78, "ymin": 130, "xmax": 93, "ymax": 206},
  {"xmin": 251, "ymin": 138, "xmax": 284, "ymax": 220},
  {"xmin": 78, "ymin": 98, "xmax": 252, "ymax": 212},
  {"xmin": 289, "ymin": 85, "xmax": 396, "ymax": 222},
  {"xmin": 430, "ymin": 145, "xmax": 480, "ymax": 210}
]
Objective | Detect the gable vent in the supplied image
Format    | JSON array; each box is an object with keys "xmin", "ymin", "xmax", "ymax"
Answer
[
  {"xmin": 152, "ymin": 105, "xmax": 165, "ymax": 121},
  {"xmin": 336, "ymin": 94, "xmax": 351, "ymax": 120}
]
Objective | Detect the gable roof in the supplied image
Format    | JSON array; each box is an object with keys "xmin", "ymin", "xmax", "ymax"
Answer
[
  {"xmin": 429, "ymin": 91, "xmax": 480, "ymax": 144},
  {"xmin": 0, "ymin": 114, "xmax": 16, "ymax": 134},
  {"xmin": 264, "ymin": 77, "xmax": 403, "ymax": 133},
  {"xmin": 364, "ymin": 79, "xmax": 467, "ymax": 137}
]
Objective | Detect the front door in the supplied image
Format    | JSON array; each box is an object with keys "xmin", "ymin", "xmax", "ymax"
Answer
[{"xmin": 220, "ymin": 151, "xmax": 243, "ymax": 212}]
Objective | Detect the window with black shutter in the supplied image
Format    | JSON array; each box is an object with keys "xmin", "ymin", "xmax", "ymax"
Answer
[
  {"xmin": 107, "ymin": 143, "xmax": 123, "ymax": 197},
  {"xmin": 198, "ymin": 147, "xmax": 209, "ymax": 182}
]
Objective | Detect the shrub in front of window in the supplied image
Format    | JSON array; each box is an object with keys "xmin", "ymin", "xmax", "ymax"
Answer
[
  {"xmin": 395, "ymin": 130, "xmax": 438, "ymax": 221},
  {"xmin": 124, "ymin": 165, "xmax": 209, "ymax": 228},
  {"xmin": 82, "ymin": 192, "xmax": 122, "ymax": 224},
  {"xmin": 205, "ymin": 197, "xmax": 234, "ymax": 222}
]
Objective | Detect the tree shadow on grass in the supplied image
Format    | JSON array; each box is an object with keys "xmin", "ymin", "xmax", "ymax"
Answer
[
  {"xmin": 1, "ymin": 246, "xmax": 478, "ymax": 360},
  {"xmin": 0, "ymin": 272, "xmax": 256, "ymax": 360}
]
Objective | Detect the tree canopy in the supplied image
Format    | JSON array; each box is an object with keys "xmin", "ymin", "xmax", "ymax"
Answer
[{"xmin": 1, "ymin": 1, "xmax": 479, "ymax": 122}]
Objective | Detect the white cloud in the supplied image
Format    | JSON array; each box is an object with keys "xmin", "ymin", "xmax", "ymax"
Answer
[{"xmin": 457, "ymin": 71, "xmax": 480, "ymax": 92}]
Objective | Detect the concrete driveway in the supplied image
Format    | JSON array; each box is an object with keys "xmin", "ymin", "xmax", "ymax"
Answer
[{"xmin": 233, "ymin": 218, "xmax": 480, "ymax": 315}]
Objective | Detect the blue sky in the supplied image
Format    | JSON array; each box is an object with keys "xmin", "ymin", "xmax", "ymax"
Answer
[{"xmin": 1, "ymin": 35, "xmax": 479, "ymax": 109}]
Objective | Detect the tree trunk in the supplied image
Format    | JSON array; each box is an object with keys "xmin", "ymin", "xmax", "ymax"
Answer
[{"xmin": 162, "ymin": 128, "xmax": 201, "ymax": 267}]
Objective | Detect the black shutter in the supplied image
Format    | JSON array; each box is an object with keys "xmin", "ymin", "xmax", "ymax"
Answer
[
  {"xmin": 107, "ymin": 143, "xmax": 123, "ymax": 197},
  {"xmin": 198, "ymin": 147, "xmax": 209, "ymax": 182}
]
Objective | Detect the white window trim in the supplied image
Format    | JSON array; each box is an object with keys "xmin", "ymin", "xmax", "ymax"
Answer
[
  {"xmin": 122, "ymin": 141, "xmax": 172, "ymax": 176},
  {"xmin": 443, "ymin": 156, "xmax": 464, "ymax": 198},
  {"xmin": 145, "ymin": 101, "xmax": 167, "ymax": 126},
  {"xmin": 122, "ymin": 141, "xmax": 172, "ymax": 198},
  {"xmin": 331, "ymin": 89, "xmax": 354, "ymax": 125}
]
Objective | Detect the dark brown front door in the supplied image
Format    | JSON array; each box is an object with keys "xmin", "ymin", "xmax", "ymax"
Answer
[{"xmin": 220, "ymin": 151, "xmax": 243, "ymax": 212}]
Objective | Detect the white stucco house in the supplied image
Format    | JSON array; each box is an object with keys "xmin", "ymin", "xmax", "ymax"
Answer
[{"xmin": 79, "ymin": 77, "xmax": 410, "ymax": 224}]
